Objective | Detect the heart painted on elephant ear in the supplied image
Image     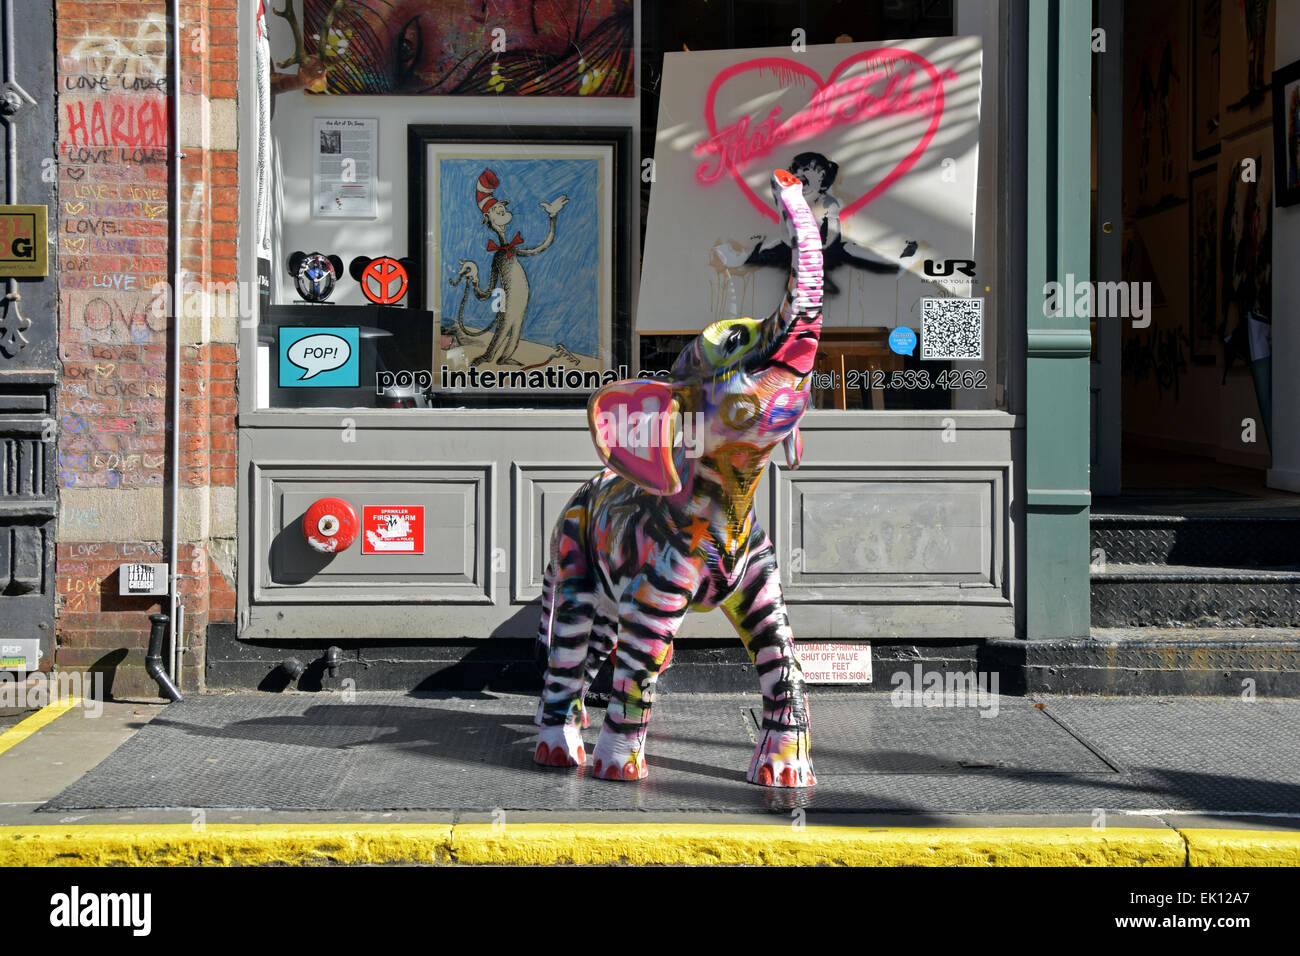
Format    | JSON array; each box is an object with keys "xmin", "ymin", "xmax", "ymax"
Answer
[
  {"xmin": 588, "ymin": 380, "xmax": 682, "ymax": 496},
  {"xmin": 698, "ymin": 48, "xmax": 951, "ymax": 222}
]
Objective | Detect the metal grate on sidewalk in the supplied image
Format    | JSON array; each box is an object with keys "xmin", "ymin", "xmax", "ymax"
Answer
[{"xmin": 38, "ymin": 692, "xmax": 1300, "ymax": 815}]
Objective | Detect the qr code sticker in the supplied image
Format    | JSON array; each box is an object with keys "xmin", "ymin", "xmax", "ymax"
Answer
[{"xmin": 921, "ymin": 297, "xmax": 984, "ymax": 360}]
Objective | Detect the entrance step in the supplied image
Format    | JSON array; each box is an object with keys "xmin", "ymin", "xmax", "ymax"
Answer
[
  {"xmin": 1090, "ymin": 563, "xmax": 1300, "ymax": 627},
  {"xmin": 1090, "ymin": 515, "xmax": 1300, "ymax": 567},
  {"xmin": 1090, "ymin": 514, "xmax": 1300, "ymax": 627},
  {"xmin": 987, "ymin": 629, "xmax": 1300, "ymax": 695}
]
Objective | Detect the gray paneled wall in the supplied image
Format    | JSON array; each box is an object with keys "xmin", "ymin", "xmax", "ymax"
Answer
[{"xmin": 239, "ymin": 410, "xmax": 1018, "ymax": 640}]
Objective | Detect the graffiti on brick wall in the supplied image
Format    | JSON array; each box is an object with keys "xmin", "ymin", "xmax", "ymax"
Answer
[
  {"xmin": 55, "ymin": 540, "xmax": 165, "ymax": 614},
  {"xmin": 57, "ymin": 8, "xmax": 181, "ymax": 490},
  {"xmin": 63, "ymin": 17, "xmax": 168, "ymax": 90},
  {"xmin": 57, "ymin": 15, "xmax": 175, "ymax": 494},
  {"xmin": 62, "ymin": 95, "xmax": 168, "ymax": 150}
]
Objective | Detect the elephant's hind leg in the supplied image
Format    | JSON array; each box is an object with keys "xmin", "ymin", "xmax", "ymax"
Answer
[
  {"xmin": 722, "ymin": 532, "xmax": 816, "ymax": 788},
  {"xmin": 534, "ymin": 571, "xmax": 596, "ymax": 767}
]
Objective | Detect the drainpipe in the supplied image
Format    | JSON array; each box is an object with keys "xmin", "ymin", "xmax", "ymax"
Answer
[
  {"xmin": 165, "ymin": 0, "xmax": 185, "ymax": 692},
  {"xmin": 147, "ymin": 613, "xmax": 183, "ymax": 701}
]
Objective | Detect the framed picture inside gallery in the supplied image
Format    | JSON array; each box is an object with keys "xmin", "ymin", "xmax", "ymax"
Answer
[
  {"xmin": 407, "ymin": 125, "xmax": 632, "ymax": 404},
  {"xmin": 1273, "ymin": 57, "xmax": 1300, "ymax": 208},
  {"xmin": 1187, "ymin": 164, "xmax": 1218, "ymax": 363}
]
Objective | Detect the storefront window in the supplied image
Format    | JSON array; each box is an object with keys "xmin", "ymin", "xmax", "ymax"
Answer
[{"xmin": 258, "ymin": 0, "xmax": 1004, "ymax": 412}]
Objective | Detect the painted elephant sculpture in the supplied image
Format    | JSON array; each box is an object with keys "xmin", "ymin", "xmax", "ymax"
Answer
[{"xmin": 533, "ymin": 168, "xmax": 825, "ymax": 788}]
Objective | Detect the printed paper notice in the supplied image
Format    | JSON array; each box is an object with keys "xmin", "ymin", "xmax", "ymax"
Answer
[
  {"xmin": 313, "ymin": 117, "xmax": 378, "ymax": 218},
  {"xmin": 798, "ymin": 642, "xmax": 872, "ymax": 684}
]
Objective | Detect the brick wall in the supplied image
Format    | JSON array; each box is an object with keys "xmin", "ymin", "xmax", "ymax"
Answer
[{"xmin": 55, "ymin": 0, "xmax": 239, "ymax": 697}]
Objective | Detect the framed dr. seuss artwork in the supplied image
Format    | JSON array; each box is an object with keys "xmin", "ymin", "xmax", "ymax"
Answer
[
  {"xmin": 1274, "ymin": 57, "xmax": 1300, "ymax": 207},
  {"xmin": 408, "ymin": 125, "xmax": 632, "ymax": 400}
]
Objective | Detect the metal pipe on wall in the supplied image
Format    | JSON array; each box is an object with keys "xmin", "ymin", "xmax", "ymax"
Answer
[
  {"xmin": 165, "ymin": 0, "xmax": 184, "ymax": 691},
  {"xmin": 1, "ymin": 0, "xmax": 36, "ymax": 327}
]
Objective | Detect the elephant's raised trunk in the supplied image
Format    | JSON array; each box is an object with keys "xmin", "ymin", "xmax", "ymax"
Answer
[{"xmin": 764, "ymin": 170, "xmax": 824, "ymax": 374}]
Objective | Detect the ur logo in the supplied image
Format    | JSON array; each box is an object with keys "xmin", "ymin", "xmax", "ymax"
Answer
[
  {"xmin": 360, "ymin": 256, "xmax": 409, "ymax": 305},
  {"xmin": 922, "ymin": 258, "xmax": 977, "ymax": 278}
]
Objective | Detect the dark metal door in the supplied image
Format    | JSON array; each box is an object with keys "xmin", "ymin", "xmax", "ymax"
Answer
[{"xmin": 0, "ymin": 0, "xmax": 59, "ymax": 668}]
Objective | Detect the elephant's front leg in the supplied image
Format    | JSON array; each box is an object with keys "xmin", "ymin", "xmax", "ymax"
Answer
[
  {"xmin": 722, "ymin": 531, "xmax": 816, "ymax": 788},
  {"xmin": 592, "ymin": 572, "xmax": 692, "ymax": 781}
]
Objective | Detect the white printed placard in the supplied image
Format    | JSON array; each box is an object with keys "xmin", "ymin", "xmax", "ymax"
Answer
[
  {"xmin": 798, "ymin": 642, "xmax": 873, "ymax": 684},
  {"xmin": 313, "ymin": 117, "xmax": 378, "ymax": 218}
]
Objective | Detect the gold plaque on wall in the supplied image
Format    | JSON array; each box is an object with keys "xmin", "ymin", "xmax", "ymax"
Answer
[{"xmin": 0, "ymin": 205, "xmax": 48, "ymax": 277}]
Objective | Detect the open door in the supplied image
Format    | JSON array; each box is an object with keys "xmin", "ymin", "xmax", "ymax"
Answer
[{"xmin": 1091, "ymin": 0, "xmax": 1123, "ymax": 496}]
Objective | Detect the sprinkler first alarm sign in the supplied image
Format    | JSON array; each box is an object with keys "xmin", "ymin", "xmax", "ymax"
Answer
[{"xmin": 362, "ymin": 506, "xmax": 424, "ymax": 555}]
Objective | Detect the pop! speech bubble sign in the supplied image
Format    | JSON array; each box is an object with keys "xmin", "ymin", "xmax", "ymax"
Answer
[
  {"xmin": 278, "ymin": 327, "xmax": 360, "ymax": 388},
  {"xmin": 289, "ymin": 334, "xmax": 352, "ymax": 379}
]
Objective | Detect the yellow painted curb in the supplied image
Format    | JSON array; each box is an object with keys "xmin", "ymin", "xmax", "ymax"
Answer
[
  {"xmin": 0, "ymin": 696, "xmax": 82, "ymax": 758},
  {"xmin": 8, "ymin": 822, "xmax": 1298, "ymax": 866},
  {"xmin": 0, "ymin": 824, "xmax": 454, "ymax": 867},
  {"xmin": 453, "ymin": 824, "xmax": 1185, "ymax": 866},
  {"xmin": 1182, "ymin": 829, "xmax": 1300, "ymax": 867}
]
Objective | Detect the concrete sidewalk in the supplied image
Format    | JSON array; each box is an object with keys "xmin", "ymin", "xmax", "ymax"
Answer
[{"xmin": 1, "ymin": 689, "xmax": 1298, "ymax": 866}]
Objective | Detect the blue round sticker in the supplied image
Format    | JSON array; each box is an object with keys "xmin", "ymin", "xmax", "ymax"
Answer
[{"xmin": 889, "ymin": 327, "xmax": 918, "ymax": 357}]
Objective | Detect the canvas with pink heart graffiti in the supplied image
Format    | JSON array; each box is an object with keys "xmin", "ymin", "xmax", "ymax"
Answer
[{"xmin": 638, "ymin": 37, "xmax": 984, "ymax": 336}]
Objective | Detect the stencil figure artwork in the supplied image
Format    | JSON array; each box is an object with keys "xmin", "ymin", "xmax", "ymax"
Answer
[
  {"xmin": 449, "ymin": 169, "xmax": 569, "ymax": 367},
  {"xmin": 533, "ymin": 169, "xmax": 822, "ymax": 787},
  {"xmin": 715, "ymin": 151, "xmax": 912, "ymax": 296}
]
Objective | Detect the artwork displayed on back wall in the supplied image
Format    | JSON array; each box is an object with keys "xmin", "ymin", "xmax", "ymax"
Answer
[
  {"xmin": 1218, "ymin": 0, "xmax": 1275, "ymax": 140},
  {"xmin": 1124, "ymin": 0, "xmax": 1188, "ymax": 218},
  {"xmin": 409, "ymin": 125, "xmax": 631, "ymax": 397},
  {"xmin": 269, "ymin": 0, "xmax": 633, "ymax": 96},
  {"xmin": 1191, "ymin": 0, "xmax": 1221, "ymax": 160},
  {"xmin": 1217, "ymin": 125, "xmax": 1272, "ymax": 392},
  {"xmin": 1273, "ymin": 57, "xmax": 1300, "ymax": 207},
  {"xmin": 1188, "ymin": 165, "xmax": 1219, "ymax": 362},
  {"xmin": 637, "ymin": 38, "xmax": 983, "ymax": 337}
]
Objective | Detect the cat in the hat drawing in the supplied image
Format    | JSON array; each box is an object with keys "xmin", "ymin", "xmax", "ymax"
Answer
[{"xmin": 450, "ymin": 168, "xmax": 569, "ymax": 367}]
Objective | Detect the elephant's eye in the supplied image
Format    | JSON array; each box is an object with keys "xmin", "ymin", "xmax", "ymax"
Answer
[{"xmin": 700, "ymin": 318, "xmax": 760, "ymax": 368}]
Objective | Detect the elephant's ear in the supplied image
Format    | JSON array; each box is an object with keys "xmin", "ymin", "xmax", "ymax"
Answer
[{"xmin": 588, "ymin": 380, "xmax": 682, "ymax": 495}]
